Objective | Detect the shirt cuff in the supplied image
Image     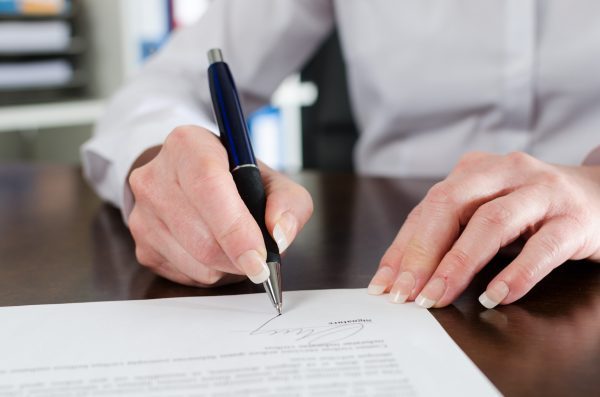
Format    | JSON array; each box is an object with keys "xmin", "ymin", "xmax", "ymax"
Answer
[
  {"xmin": 83, "ymin": 115, "xmax": 218, "ymax": 225},
  {"xmin": 81, "ymin": 120, "xmax": 175, "ymax": 225}
]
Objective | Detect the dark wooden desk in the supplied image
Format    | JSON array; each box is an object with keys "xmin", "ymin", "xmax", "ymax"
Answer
[{"xmin": 1, "ymin": 164, "xmax": 599, "ymax": 396}]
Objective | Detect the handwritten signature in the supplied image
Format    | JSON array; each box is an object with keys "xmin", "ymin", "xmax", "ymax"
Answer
[{"xmin": 249, "ymin": 316, "xmax": 365, "ymax": 345}]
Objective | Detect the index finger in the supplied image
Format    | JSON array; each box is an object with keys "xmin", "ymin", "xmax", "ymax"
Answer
[{"xmin": 399, "ymin": 182, "xmax": 464, "ymax": 302}]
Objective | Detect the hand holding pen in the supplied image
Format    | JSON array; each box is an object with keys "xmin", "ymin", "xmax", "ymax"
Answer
[{"xmin": 126, "ymin": 82, "xmax": 313, "ymax": 304}]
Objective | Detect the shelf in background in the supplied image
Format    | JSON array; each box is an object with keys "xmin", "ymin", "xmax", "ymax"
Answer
[
  {"xmin": 0, "ymin": 70, "xmax": 87, "ymax": 93},
  {"xmin": 0, "ymin": 37, "xmax": 85, "ymax": 58},
  {"xmin": 0, "ymin": 99, "xmax": 105, "ymax": 132},
  {"xmin": 0, "ymin": 14, "xmax": 73, "ymax": 21}
]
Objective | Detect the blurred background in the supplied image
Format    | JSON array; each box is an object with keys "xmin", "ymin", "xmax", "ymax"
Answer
[{"xmin": 0, "ymin": 0, "xmax": 328, "ymax": 172}]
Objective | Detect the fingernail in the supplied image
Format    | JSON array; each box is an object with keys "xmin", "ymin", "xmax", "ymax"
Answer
[
  {"xmin": 478, "ymin": 281, "xmax": 509, "ymax": 309},
  {"xmin": 416, "ymin": 278, "xmax": 446, "ymax": 308},
  {"xmin": 273, "ymin": 224, "xmax": 289, "ymax": 253},
  {"xmin": 367, "ymin": 267, "xmax": 395, "ymax": 295},
  {"xmin": 389, "ymin": 271, "xmax": 416, "ymax": 303},
  {"xmin": 273, "ymin": 212, "xmax": 296, "ymax": 253},
  {"xmin": 237, "ymin": 250, "xmax": 270, "ymax": 284}
]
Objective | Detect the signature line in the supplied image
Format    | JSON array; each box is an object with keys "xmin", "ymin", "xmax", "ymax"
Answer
[{"xmin": 249, "ymin": 316, "xmax": 365, "ymax": 345}]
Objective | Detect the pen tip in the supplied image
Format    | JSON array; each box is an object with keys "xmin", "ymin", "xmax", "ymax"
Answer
[{"xmin": 276, "ymin": 303, "xmax": 282, "ymax": 315}]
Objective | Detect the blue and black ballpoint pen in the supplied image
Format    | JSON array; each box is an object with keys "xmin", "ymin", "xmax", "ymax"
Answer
[{"xmin": 207, "ymin": 48, "xmax": 283, "ymax": 314}]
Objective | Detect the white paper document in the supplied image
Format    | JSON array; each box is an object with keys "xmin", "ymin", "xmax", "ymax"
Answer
[{"xmin": 0, "ymin": 289, "xmax": 499, "ymax": 396}]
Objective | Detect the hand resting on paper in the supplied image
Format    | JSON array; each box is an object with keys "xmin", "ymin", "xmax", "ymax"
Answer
[{"xmin": 368, "ymin": 152, "xmax": 600, "ymax": 308}]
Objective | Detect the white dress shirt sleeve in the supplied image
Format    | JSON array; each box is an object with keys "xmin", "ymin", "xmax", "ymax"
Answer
[{"xmin": 81, "ymin": 0, "xmax": 334, "ymax": 222}]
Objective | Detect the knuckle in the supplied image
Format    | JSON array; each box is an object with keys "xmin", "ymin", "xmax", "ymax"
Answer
[
  {"xmin": 266, "ymin": 178, "xmax": 314, "ymax": 228},
  {"xmin": 404, "ymin": 238, "xmax": 430, "ymax": 262},
  {"xmin": 405, "ymin": 205, "xmax": 422, "ymax": 224},
  {"xmin": 129, "ymin": 223, "xmax": 141, "ymax": 242},
  {"xmin": 380, "ymin": 245, "xmax": 403, "ymax": 269},
  {"xmin": 512, "ymin": 232, "xmax": 565, "ymax": 287},
  {"xmin": 129, "ymin": 167, "xmax": 149, "ymax": 199},
  {"xmin": 188, "ymin": 151, "xmax": 229, "ymax": 186},
  {"xmin": 216, "ymin": 213, "xmax": 250, "ymax": 251},
  {"xmin": 195, "ymin": 268, "xmax": 225, "ymax": 287},
  {"xmin": 198, "ymin": 136, "xmax": 228, "ymax": 161},
  {"xmin": 195, "ymin": 159, "xmax": 224, "ymax": 179},
  {"xmin": 537, "ymin": 170, "xmax": 568, "ymax": 189},
  {"xmin": 128, "ymin": 167, "xmax": 141, "ymax": 188},
  {"xmin": 166, "ymin": 125, "xmax": 196, "ymax": 147},
  {"xmin": 536, "ymin": 233, "xmax": 563, "ymax": 262},
  {"xmin": 456, "ymin": 151, "xmax": 486, "ymax": 170},
  {"xmin": 191, "ymin": 238, "xmax": 224, "ymax": 267},
  {"xmin": 186, "ymin": 166, "xmax": 229, "ymax": 200},
  {"xmin": 298, "ymin": 185, "xmax": 314, "ymax": 218},
  {"xmin": 506, "ymin": 151, "xmax": 536, "ymax": 169},
  {"xmin": 443, "ymin": 248, "xmax": 473, "ymax": 275},
  {"xmin": 512, "ymin": 263, "xmax": 538, "ymax": 286},
  {"xmin": 562, "ymin": 216, "xmax": 587, "ymax": 247},
  {"xmin": 129, "ymin": 167, "xmax": 157, "ymax": 203},
  {"xmin": 426, "ymin": 182, "xmax": 458, "ymax": 207},
  {"xmin": 135, "ymin": 246, "xmax": 157, "ymax": 268},
  {"xmin": 128, "ymin": 211, "xmax": 145, "ymax": 240},
  {"xmin": 477, "ymin": 201, "xmax": 513, "ymax": 227},
  {"xmin": 166, "ymin": 125, "xmax": 225, "ymax": 159}
]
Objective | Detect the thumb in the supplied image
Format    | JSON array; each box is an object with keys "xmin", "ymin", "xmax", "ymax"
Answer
[{"xmin": 260, "ymin": 162, "xmax": 313, "ymax": 253}]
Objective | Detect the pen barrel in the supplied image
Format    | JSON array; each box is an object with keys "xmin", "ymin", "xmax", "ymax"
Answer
[
  {"xmin": 208, "ymin": 62, "xmax": 256, "ymax": 169},
  {"xmin": 232, "ymin": 166, "xmax": 281, "ymax": 263}
]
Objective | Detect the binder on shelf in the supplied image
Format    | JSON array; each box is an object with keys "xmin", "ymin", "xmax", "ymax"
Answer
[
  {"xmin": 0, "ymin": 60, "xmax": 73, "ymax": 90},
  {"xmin": 21, "ymin": 0, "xmax": 68, "ymax": 15},
  {"xmin": 0, "ymin": 0, "xmax": 18, "ymax": 14},
  {"xmin": 0, "ymin": 0, "xmax": 84, "ymax": 106},
  {"xmin": 0, "ymin": 0, "xmax": 70, "ymax": 15},
  {"xmin": 0, "ymin": 20, "xmax": 70, "ymax": 53}
]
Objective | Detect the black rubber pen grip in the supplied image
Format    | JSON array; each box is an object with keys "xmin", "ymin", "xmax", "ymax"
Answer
[{"xmin": 232, "ymin": 166, "xmax": 281, "ymax": 264}]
